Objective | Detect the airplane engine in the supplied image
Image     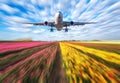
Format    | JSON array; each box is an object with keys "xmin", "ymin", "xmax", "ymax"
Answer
[
  {"xmin": 70, "ymin": 21, "xmax": 74, "ymax": 25},
  {"xmin": 44, "ymin": 21, "xmax": 48, "ymax": 25}
]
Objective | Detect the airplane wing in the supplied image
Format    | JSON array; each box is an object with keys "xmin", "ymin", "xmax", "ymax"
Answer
[
  {"xmin": 63, "ymin": 21, "xmax": 96, "ymax": 27},
  {"xmin": 22, "ymin": 22, "xmax": 55, "ymax": 27}
]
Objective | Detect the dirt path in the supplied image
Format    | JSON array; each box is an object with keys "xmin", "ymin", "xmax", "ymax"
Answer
[{"xmin": 47, "ymin": 43, "xmax": 67, "ymax": 83}]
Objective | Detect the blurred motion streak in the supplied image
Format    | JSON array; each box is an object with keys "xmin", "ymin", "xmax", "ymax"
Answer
[
  {"xmin": 0, "ymin": 42, "xmax": 120, "ymax": 83},
  {"xmin": 60, "ymin": 42, "xmax": 120, "ymax": 83}
]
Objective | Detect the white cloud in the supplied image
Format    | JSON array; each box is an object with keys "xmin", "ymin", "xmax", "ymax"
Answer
[
  {"xmin": 5, "ymin": 16, "xmax": 29, "ymax": 22},
  {"xmin": 10, "ymin": 0, "xmax": 25, "ymax": 6},
  {"xmin": 71, "ymin": 0, "xmax": 86, "ymax": 19},
  {"xmin": 0, "ymin": 0, "xmax": 120, "ymax": 40},
  {"xmin": 0, "ymin": 3, "xmax": 20, "ymax": 13},
  {"xmin": 106, "ymin": 1, "xmax": 120, "ymax": 11},
  {"xmin": 1, "ymin": 16, "xmax": 31, "ymax": 28},
  {"xmin": 8, "ymin": 27, "xmax": 31, "ymax": 32},
  {"xmin": 32, "ymin": 29, "xmax": 45, "ymax": 34}
]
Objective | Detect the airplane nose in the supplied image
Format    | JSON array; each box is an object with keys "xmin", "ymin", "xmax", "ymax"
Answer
[
  {"xmin": 58, "ymin": 13, "xmax": 60, "ymax": 16},
  {"xmin": 58, "ymin": 11, "xmax": 61, "ymax": 14},
  {"xmin": 58, "ymin": 12, "xmax": 62, "ymax": 17},
  {"xmin": 55, "ymin": 11, "xmax": 62, "ymax": 19},
  {"xmin": 58, "ymin": 14, "xmax": 61, "ymax": 18}
]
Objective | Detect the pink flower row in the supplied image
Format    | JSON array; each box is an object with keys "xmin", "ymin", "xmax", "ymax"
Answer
[
  {"xmin": 0, "ymin": 42, "xmax": 52, "ymax": 53},
  {"xmin": 1, "ymin": 45, "xmax": 57, "ymax": 76}
]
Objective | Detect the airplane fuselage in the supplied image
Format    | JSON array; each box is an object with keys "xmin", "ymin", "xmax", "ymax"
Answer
[
  {"xmin": 23, "ymin": 11, "xmax": 96, "ymax": 32},
  {"xmin": 54, "ymin": 12, "xmax": 63, "ymax": 31}
]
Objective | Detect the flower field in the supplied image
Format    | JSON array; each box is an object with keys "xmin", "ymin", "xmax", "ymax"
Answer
[
  {"xmin": 60, "ymin": 42, "xmax": 120, "ymax": 83},
  {"xmin": 0, "ymin": 41, "xmax": 120, "ymax": 83}
]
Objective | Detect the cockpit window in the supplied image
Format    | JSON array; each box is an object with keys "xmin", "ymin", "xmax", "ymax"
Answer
[{"xmin": 58, "ymin": 11, "xmax": 62, "ymax": 15}]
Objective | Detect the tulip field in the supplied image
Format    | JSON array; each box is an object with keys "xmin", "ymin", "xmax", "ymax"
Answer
[{"xmin": 0, "ymin": 41, "xmax": 120, "ymax": 83}]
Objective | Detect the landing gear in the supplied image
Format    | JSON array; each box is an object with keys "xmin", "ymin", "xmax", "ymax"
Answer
[
  {"xmin": 65, "ymin": 26, "xmax": 68, "ymax": 32},
  {"xmin": 50, "ymin": 28, "xmax": 54, "ymax": 32},
  {"xmin": 50, "ymin": 26, "xmax": 54, "ymax": 32}
]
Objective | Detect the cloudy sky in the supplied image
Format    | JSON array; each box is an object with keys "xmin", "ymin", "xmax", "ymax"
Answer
[{"xmin": 0, "ymin": 0, "xmax": 120, "ymax": 41}]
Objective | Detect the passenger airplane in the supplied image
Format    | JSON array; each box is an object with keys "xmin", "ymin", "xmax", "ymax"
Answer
[{"xmin": 23, "ymin": 11, "xmax": 96, "ymax": 32}]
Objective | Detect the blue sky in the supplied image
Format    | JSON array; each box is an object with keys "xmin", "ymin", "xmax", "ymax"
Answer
[{"xmin": 0, "ymin": 0, "xmax": 120, "ymax": 41}]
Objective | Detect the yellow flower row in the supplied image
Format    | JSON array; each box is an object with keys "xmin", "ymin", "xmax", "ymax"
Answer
[
  {"xmin": 65, "ymin": 42, "xmax": 120, "ymax": 64},
  {"xmin": 60, "ymin": 42, "xmax": 119, "ymax": 83}
]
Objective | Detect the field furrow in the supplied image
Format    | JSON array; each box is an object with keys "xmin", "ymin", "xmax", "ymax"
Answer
[
  {"xmin": 0, "ymin": 42, "xmax": 52, "ymax": 54},
  {"xmin": 0, "ymin": 41, "xmax": 120, "ymax": 83},
  {"xmin": 60, "ymin": 42, "xmax": 120, "ymax": 83},
  {"xmin": 0, "ymin": 43, "xmax": 54, "ymax": 71},
  {"xmin": 70, "ymin": 42, "xmax": 120, "ymax": 54},
  {"xmin": 0, "ymin": 43, "xmax": 58, "ymax": 83},
  {"xmin": 66, "ymin": 43, "xmax": 120, "ymax": 65}
]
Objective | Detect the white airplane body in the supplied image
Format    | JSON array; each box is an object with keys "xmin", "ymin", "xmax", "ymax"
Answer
[
  {"xmin": 23, "ymin": 11, "xmax": 96, "ymax": 32},
  {"xmin": 54, "ymin": 11, "xmax": 63, "ymax": 31}
]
